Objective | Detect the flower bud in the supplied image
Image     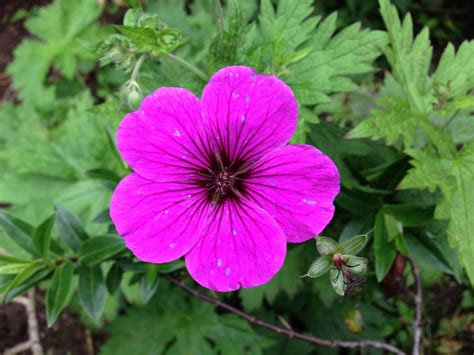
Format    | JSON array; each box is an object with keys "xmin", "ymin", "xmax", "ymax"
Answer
[{"xmin": 121, "ymin": 80, "xmax": 143, "ymax": 110}]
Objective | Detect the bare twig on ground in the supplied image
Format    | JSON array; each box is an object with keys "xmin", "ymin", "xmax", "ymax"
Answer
[
  {"xmin": 408, "ymin": 258, "xmax": 423, "ymax": 355},
  {"xmin": 5, "ymin": 289, "xmax": 43, "ymax": 355},
  {"xmin": 165, "ymin": 275, "xmax": 406, "ymax": 355}
]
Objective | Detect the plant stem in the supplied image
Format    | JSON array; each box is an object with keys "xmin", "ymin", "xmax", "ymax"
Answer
[
  {"xmin": 408, "ymin": 258, "xmax": 423, "ymax": 355},
  {"xmin": 215, "ymin": 0, "xmax": 225, "ymax": 32},
  {"xmin": 131, "ymin": 54, "xmax": 147, "ymax": 83},
  {"xmin": 166, "ymin": 53, "xmax": 208, "ymax": 81},
  {"xmin": 442, "ymin": 109, "xmax": 460, "ymax": 130},
  {"xmin": 165, "ymin": 275, "xmax": 406, "ymax": 355}
]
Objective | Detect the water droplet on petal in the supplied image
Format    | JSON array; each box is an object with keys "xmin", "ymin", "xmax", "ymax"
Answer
[
  {"xmin": 245, "ymin": 94, "xmax": 250, "ymax": 103},
  {"xmin": 232, "ymin": 92, "xmax": 240, "ymax": 99},
  {"xmin": 302, "ymin": 198, "xmax": 316, "ymax": 205},
  {"xmin": 225, "ymin": 268, "xmax": 231, "ymax": 276},
  {"xmin": 232, "ymin": 229, "xmax": 237, "ymax": 236},
  {"xmin": 164, "ymin": 210, "xmax": 169, "ymax": 214},
  {"xmin": 217, "ymin": 259, "xmax": 222, "ymax": 267},
  {"xmin": 169, "ymin": 243, "xmax": 176, "ymax": 248},
  {"xmin": 173, "ymin": 129, "xmax": 181, "ymax": 137},
  {"xmin": 240, "ymin": 115, "xmax": 246, "ymax": 124}
]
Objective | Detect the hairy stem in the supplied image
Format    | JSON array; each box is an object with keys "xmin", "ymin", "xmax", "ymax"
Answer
[
  {"xmin": 166, "ymin": 53, "xmax": 208, "ymax": 81},
  {"xmin": 165, "ymin": 275, "xmax": 406, "ymax": 355},
  {"xmin": 131, "ymin": 54, "xmax": 147, "ymax": 83},
  {"xmin": 215, "ymin": 0, "xmax": 225, "ymax": 32}
]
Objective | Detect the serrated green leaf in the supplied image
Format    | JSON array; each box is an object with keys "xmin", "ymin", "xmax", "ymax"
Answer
[
  {"xmin": 55, "ymin": 205, "xmax": 89, "ymax": 252},
  {"xmin": 79, "ymin": 265, "xmax": 106, "ymax": 321},
  {"xmin": 79, "ymin": 235, "xmax": 125, "ymax": 266},
  {"xmin": 32, "ymin": 215, "xmax": 55, "ymax": 258},
  {"xmin": 6, "ymin": 0, "xmax": 104, "ymax": 105},
  {"xmin": 46, "ymin": 262, "xmax": 74, "ymax": 327}
]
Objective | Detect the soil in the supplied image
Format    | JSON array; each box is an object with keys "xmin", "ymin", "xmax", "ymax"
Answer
[{"xmin": 0, "ymin": 291, "xmax": 109, "ymax": 355}]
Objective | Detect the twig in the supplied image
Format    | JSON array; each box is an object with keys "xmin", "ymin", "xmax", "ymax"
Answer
[
  {"xmin": 5, "ymin": 289, "xmax": 43, "ymax": 355},
  {"xmin": 407, "ymin": 258, "xmax": 422, "ymax": 355},
  {"xmin": 165, "ymin": 275, "xmax": 406, "ymax": 355}
]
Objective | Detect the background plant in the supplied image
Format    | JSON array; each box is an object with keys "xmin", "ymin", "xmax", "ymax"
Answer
[{"xmin": 0, "ymin": 0, "xmax": 472, "ymax": 354}]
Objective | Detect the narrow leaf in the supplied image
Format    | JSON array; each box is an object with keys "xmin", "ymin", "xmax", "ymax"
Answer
[
  {"xmin": 79, "ymin": 235, "xmax": 125, "ymax": 266},
  {"xmin": 46, "ymin": 262, "xmax": 74, "ymax": 327},
  {"xmin": 106, "ymin": 263, "xmax": 123, "ymax": 295},
  {"xmin": 374, "ymin": 211, "xmax": 397, "ymax": 281},
  {"xmin": 32, "ymin": 215, "xmax": 55, "ymax": 258},
  {"xmin": 0, "ymin": 211, "xmax": 38, "ymax": 256},
  {"xmin": 3, "ymin": 261, "xmax": 48, "ymax": 301},
  {"xmin": 55, "ymin": 205, "xmax": 89, "ymax": 251},
  {"xmin": 79, "ymin": 266, "xmax": 106, "ymax": 321}
]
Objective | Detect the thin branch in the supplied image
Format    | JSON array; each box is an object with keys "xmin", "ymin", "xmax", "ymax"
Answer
[
  {"xmin": 165, "ymin": 275, "xmax": 406, "ymax": 355},
  {"xmin": 407, "ymin": 258, "xmax": 422, "ymax": 355}
]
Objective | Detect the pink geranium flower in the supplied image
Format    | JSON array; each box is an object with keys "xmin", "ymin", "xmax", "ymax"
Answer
[{"xmin": 110, "ymin": 66, "xmax": 340, "ymax": 292}]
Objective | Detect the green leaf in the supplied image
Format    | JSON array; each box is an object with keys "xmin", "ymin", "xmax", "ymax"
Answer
[
  {"xmin": 79, "ymin": 235, "xmax": 125, "ymax": 266},
  {"xmin": 0, "ymin": 263, "xmax": 30, "ymax": 275},
  {"xmin": 106, "ymin": 263, "xmax": 123, "ymax": 295},
  {"xmin": 32, "ymin": 215, "xmax": 55, "ymax": 258},
  {"xmin": 46, "ymin": 262, "xmax": 74, "ymax": 327},
  {"xmin": 140, "ymin": 266, "xmax": 159, "ymax": 304},
  {"xmin": 338, "ymin": 234, "xmax": 368, "ymax": 255},
  {"xmin": 2, "ymin": 267, "xmax": 52, "ymax": 302},
  {"xmin": 316, "ymin": 237, "xmax": 338, "ymax": 255},
  {"xmin": 373, "ymin": 211, "xmax": 397, "ymax": 281},
  {"xmin": 101, "ymin": 284, "xmax": 271, "ymax": 354},
  {"xmin": 239, "ymin": 246, "xmax": 306, "ymax": 311},
  {"xmin": 306, "ymin": 256, "xmax": 332, "ymax": 278},
  {"xmin": 6, "ymin": 0, "xmax": 104, "ymax": 105},
  {"xmin": 55, "ymin": 205, "xmax": 89, "ymax": 252},
  {"xmin": 0, "ymin": 211, "xmax": 39, "ymax": 256},
  {"xmin": 86, "ymin": 169, "xmax": 121, "ymax": 191},
  {"xmin": 0, "ymin": 254, "xmax": 31, "ymax": 264},
  {"xmin": 78, "ymin": 265, "xmax": 106, "ymax": 321},
  {"xmin": 448, "ymin": 143, "xmax": 474, "ymax": 283},
  {"xmin": 3, "ymin": 261, "xmax": 49, "ymax": 301}
]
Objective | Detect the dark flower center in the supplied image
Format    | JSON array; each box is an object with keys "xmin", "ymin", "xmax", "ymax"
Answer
[{"xmin": 195, "ymin": 149, "xmax": 249, "ymax": 205}]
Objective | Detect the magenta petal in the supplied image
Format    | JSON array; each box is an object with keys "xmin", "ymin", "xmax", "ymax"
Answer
[
  {"xmin": 201, "ymin": 66, "xmax": 298, "ymax": 164},
  {"xmin": 246, "ymin": 144, "xmax": 340, "ymax": 243},
  {"xmin": 117, "ymin": 88, "xmax": 208, "ymax": 182},
  {"xmin": 110, "ymin": 173, "xmax": 209, "ymax": 263},
  {"xmin": 185, "ymin": 200, "xmax": 286, "ymax": 292}
]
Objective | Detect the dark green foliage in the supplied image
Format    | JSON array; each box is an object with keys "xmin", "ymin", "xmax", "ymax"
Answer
[{"xmin": 0, "ymin": 0, "xmax": 473, "ymax": 353}]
